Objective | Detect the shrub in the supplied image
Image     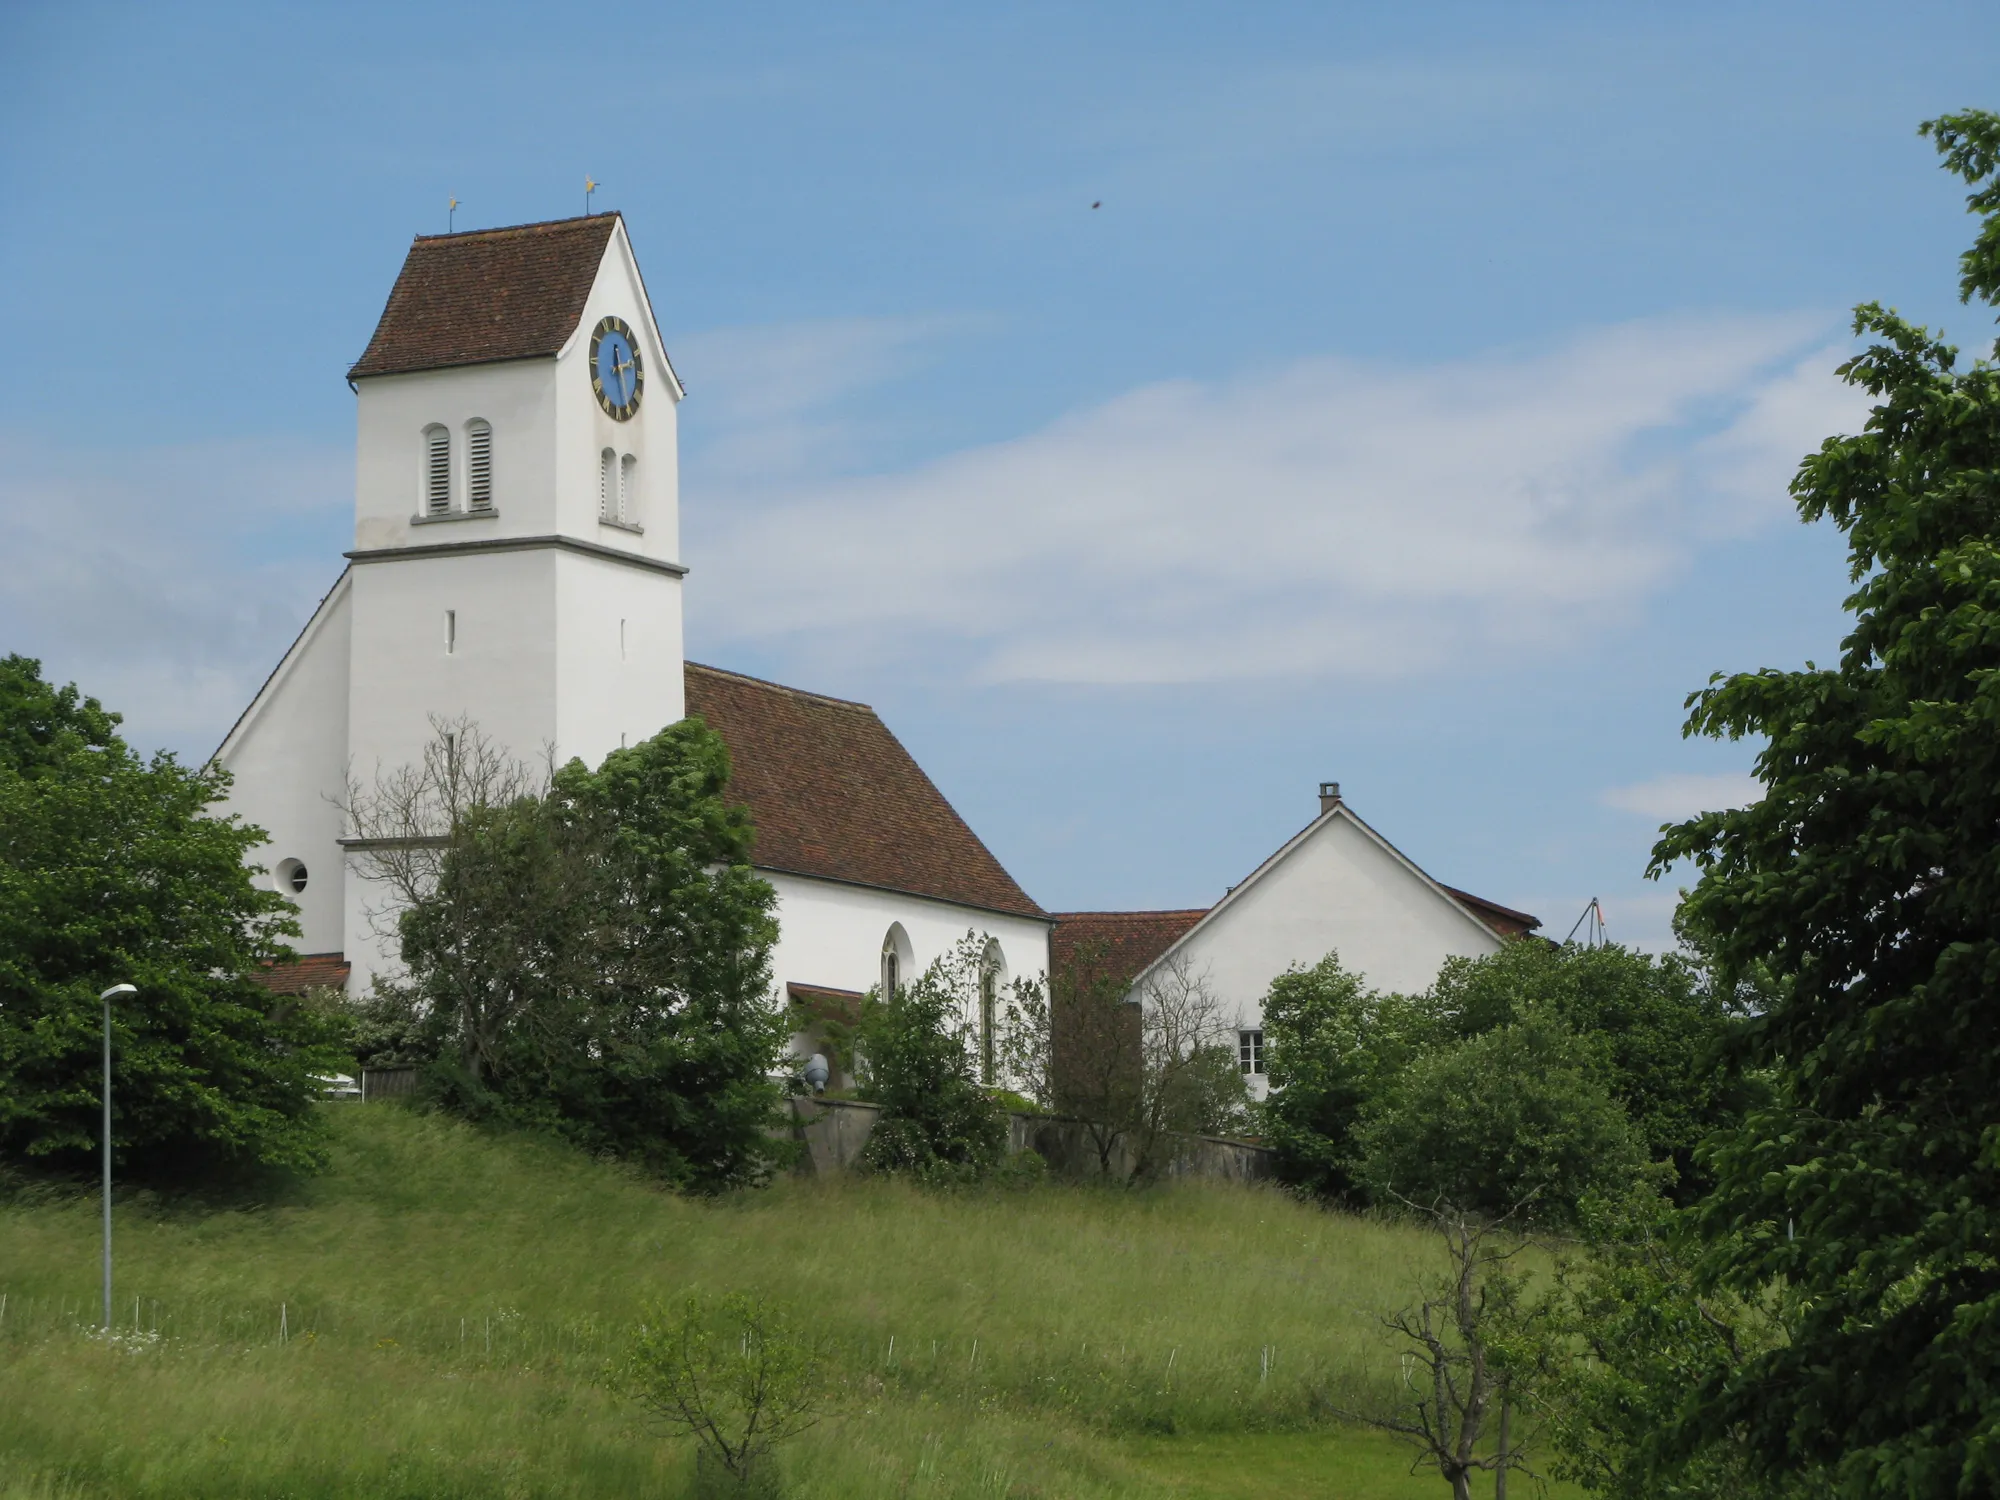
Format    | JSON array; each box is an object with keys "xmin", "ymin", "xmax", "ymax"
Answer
[{"xmin": 858, "ymin": 937, "xmax": 1007, "ymax": 1182}]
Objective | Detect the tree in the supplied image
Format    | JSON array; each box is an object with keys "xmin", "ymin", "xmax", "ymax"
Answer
[
  {"xmin": 1353, "ymin": 1019, "xmax": 1653, "ymax": 1232},
  {"xmin": 0, "ymin": 656, "xmax": 346, "ymax": 1181},
  {"xmin": 1651, "ymin": 111, "xmax": 2000, "ymax": 1496},
  {"xmin": 1049, "ymin": 935, "xmax": 1145, "ymax": 1176},
  {"xmin": 1424, "ymin": 942, "xmax": 1747, "ymax": 1200},
  {"xmin": 348, "ymin": 717, "xmax": 789, "ymax": 1191},
  {"xmin": 1259, "ymin": 952, "xmax": 1418, "ymax": 1201},
  {"xmin": 614, "ymin": 1291, "xmax": 826, "ymax": 1498},
  {"xmin": 858, "ymin": 934, "xmax": 1007, "ymax": 1181},
  {"xmin": 1351, "ymin": 1202, "xmax": 1549, "ymax": 1500}
]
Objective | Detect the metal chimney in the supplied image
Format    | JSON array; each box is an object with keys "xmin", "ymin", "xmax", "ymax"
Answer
[{"xmin": 1319, "ymin": 781, "xmax": 1342, "ymax": 815}]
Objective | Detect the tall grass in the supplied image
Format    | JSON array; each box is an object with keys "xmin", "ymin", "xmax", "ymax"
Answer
[{"xmin": 0, "ymin": 1105, "xmax": 1498, "ymax": 1498}]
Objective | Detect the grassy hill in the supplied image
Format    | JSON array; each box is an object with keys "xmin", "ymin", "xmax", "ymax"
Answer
[{"xmin": 0, "ymin": 1105, "xmax": 1566, "ymax": 1499}]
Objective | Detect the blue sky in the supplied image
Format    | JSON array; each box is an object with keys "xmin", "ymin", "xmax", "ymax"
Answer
[{"xmin": 3, "ymin": 2, "xmax": 1996, "ymax": 947}]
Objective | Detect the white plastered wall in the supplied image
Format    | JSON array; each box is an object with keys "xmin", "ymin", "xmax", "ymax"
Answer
[
  {"xmin": 764, "ymin": 870, "xmax": 1052, "ymax": 1077},
  {"xmin": 553, "ymin": 548, "xmax": 684, "ymax": 771},
  {"xmin": 1148, "ymin": 811, "xmax": 1503, "ymax": 1100},
  {"xmin": 213, "ymin": 574, "xmax": 354, "ymax": 956}
]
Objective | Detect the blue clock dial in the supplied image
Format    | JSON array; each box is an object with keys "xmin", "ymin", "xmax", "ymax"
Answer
[{"xmin": 588, "ymin": 316, "xmax": 644, "ymax": 420}]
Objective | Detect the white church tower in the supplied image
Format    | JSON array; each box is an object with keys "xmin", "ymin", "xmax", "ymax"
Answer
[{"xmin": 217, "ymin": 215, "xmax": 689, "ymax": 987}]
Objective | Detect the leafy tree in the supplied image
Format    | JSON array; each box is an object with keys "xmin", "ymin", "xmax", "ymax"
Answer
[
  {"xmin": 614, "ymin": 1291, "xmax": 825, "ymax": 1498},
  {"xmin": 1353, "ymin": 1019, "xmax": 1652, "ymax": 1231},
  {"xmin": 0, "ymin": 655, "xmax": 346, "ymax": 1181},
  {"xmin": 1425, "ymin": 942, "xmax": 1747, "ymax": 1199},
  {"xmin": 858, "ymin": 935, "xmax": 1007, "ymax": 1181},
  {"xmin": 350, "ymin": 717, "xmax": 788, "ymax": 1192},
  {"xmin": 1651, "ymin": 111, "xmax": 2000, "ymax": 1496},
  {"xmin": 1259, "ymin": 952, "xmax": 1420, "ymax": 1201}
]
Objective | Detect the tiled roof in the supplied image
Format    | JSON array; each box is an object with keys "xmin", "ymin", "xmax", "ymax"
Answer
[
  {"xmin": 252, "ymin": 952, "xmax": 351, "ymax": 995},
  {"xmin": 684, "ymin": 663, "xmax": 1046, "ymax": 921},
  {"xmin": 1050, "ymin": 909, "xmax": 1208, "ymax": 986},
  {"xmin": 347, "ymin": 215, "xmax": 618, "ymax": 380},
  {"xmin": 1441, "ymin": 886, "xmax": 1542, "ymax": 940}
]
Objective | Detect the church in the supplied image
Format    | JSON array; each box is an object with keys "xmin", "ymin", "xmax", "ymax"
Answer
[{"xmin": 217, "ymin": 214, "xmax": 1051, "ymax": 1055}]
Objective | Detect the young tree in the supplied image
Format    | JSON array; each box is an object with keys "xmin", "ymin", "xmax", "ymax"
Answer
[
  {"xmin": 0, "ymin": 656, "xmax": 347, "ymax": 1181},
  {"xmin": 1351, "ymin": 1202, "xmax": 1549, "ymax": 1500},
  {"xmin": 1651, "ymin": 111, "xmax": 2000, "ymax": 1495},
  {"xmin": 615, "ymin": 1291, "xmax": 826, "ymax": 1498},
  {"xmin": 1049, "ymin": 935, "xmax": 1145, "ymax": 1176}
]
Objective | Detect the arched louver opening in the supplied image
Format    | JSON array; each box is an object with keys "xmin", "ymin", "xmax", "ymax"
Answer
[
  {"xmin": 619, "ymin": 453, "xmax": 637, "ymax": 523},
  {"xmin": 599, "ymin": 448, "xmax": 617, "ymax": 522},
  {"xmin": 466, "ymin": 420, "xmax": 492, "ymax": 511},
  {"xmin": 424, "ymin": 426, "xmax": 451, "ymax": 515}
]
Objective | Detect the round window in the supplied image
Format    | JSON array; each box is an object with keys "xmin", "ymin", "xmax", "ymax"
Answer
[{"xmin": 276, "ymin": 858, "xmax": 308, "ymax": 895}]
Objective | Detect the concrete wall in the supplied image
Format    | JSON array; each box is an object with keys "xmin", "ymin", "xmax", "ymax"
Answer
[{"xmin": 787, "ymin": 1097, "xmax": 1273, "ymax": 1185}]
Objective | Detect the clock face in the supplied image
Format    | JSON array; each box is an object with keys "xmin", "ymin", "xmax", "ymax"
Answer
[{"xmin": 589, "ymin": 316, "xmax": 644, "ymax": 420}]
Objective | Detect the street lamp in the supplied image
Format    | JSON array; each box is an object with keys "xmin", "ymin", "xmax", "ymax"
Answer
[{"xmin": 99, "ymin": 983, "xmax": 136, "ymax": 1334}]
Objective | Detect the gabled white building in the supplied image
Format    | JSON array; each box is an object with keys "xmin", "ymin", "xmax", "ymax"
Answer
[
  {"xmin": 218, "ymin": 215, "xmax": 1049, "ymax": 1056},
  {"xmin": 1052, "ymin": 783, "xmax": 1539, "ymax": 1100}
]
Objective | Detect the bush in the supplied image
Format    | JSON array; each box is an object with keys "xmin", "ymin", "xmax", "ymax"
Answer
[
  {"xmin": 0, "ymin": 656, "xmax": 347, "ymax": 1183},
  {"xmin": 1353, "ymin": 1019, "xmax": 1651, "ymax": 1228}
]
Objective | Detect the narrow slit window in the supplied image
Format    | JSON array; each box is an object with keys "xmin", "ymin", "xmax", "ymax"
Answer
[
  {"xmin": 445, "ymin": 609, "xmax": 456, "ymax": 655},
  {"xmin": 619, "ymin": 618, "xmax": 627, "ymax": 661},
  {"xmin": 466, "ymin": 420, "xmax": 492, "ymax": 511},
  {"xmin": 619, "ymin": 453, "xmax": 637, "ymax": 523},
  {"xmin": 425, "ymin": 426, "xmax": 451, "ymax": 514},
  {"xmin": 599, "ymin": 448, "xmax": 616, "ymax": 521}
]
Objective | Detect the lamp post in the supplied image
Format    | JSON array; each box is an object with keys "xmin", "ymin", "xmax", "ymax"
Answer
[{"xmin": 98, "ymin": 983, "xmax": 136, "ymax": 1334}]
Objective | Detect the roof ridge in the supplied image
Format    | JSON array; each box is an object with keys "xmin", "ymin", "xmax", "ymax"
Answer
[
  {"xmin": 685, "ymin": 660, "xmax": 874, "ymax": 712},
  {"xmin": 412, "ymin": 212, "xmax": 621, "ymax": 245},
  {"xmin": 1052, "ymin": 908, "xmax": 1212, "ymax": 919}
]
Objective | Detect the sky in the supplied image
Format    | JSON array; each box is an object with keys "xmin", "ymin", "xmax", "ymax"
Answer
[{"xmin": 3, "ymin": 2, "xmax": 1997, "ymax": 950}]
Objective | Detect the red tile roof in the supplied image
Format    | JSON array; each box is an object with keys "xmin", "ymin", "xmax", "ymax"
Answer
[
  {"xmin": 685, "ymin": 663, "xmax": 1046, "ymax": 921},
  {"xmin": 348, "ymin": 215, "xmax": 618, "ymax": 380},
  {"xmin": 1441, "ymin": 886, "xmax": 1543, "ymax": 939},
  {"xmin": 252, "ymin": 952, "xmax": 351, "ymax": 995},
  {"xmin": 1050, "ymin": 909, "xmax": 1208, "ymax": 987}
]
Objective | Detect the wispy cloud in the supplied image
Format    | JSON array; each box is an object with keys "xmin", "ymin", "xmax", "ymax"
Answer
[
  {"xmin": 0, "ymin": 434, "xmax": 348, "ymax": 756},
  {"xmin": 687, "ymin": 313, "xmax": 1868, "ymax": 685},
  {"xmin": 1600, "ymin": 771, "xmax": 1762, "ymax": 821}
]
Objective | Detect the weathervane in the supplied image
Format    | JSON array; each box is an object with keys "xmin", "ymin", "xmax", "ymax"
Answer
[
  {"xmin": 448, "ymin": 196, "xmax": 459, "ymax": 233},
  {"xmin": 585, "ymin": 176, "xmax": 598, "ymax": 215}
]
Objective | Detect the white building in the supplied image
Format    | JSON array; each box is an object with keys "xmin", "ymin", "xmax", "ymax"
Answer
[
  {"xmin": 1052, "ymin": 783, "xmax": 1539, "ymax": 1100},
  {"xmin": 217, "ymin": 214, "xmax": 1049, "ymax": 1061}
]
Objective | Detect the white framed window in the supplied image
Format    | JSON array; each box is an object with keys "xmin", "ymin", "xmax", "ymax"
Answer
[
  {"xmin": 466, "ymin": 419, "xmax": 493, "ymax": 511},
  {"xmin": 881, "ymin": 923, "xmax": 913, "ymax": 1001},
  {"xmin": 423, "ymin": 425, "xmax": 452, "ymax": 515},
  {"xmin": 599, "ymin": 448, "xmax": 617, "ymax": 521},
  {"xmin": 1238, "ymin": 1028, "xmax": 1265, "ymax": 1076},
  {"xmin": 619, "ymin": 453, "xmax": 637, "ymax": 523}
]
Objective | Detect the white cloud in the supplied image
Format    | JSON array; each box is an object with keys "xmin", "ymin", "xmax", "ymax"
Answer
[
  {"xmin": 1599, "ymin": 771, "xmax": 1762, "ymax": 821},
  {"xmin": 0, "ymin": 433, "xmax": 348, "ymax": 756},
  {"xmin": 688, "ymin": 313, "xmax": 1869, "ymax": 684}
]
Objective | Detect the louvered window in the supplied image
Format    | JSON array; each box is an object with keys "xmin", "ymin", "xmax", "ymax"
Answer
[
  {"xmin": 619, "ymin": 454, "xmax": 637, "ymax": 523},
  {"xmin": 466, "ymin": 420, "xmax": 492, "ymax": 511},
  {"xmin": 424, "ymin": 426, "xmax": 451, "ymax": 515},
  {"xmin": 599, "ymin": 448, "xmax": 616, "ymax": 521}
]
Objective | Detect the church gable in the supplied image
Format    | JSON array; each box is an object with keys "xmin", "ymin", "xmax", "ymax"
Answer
[
  {"xmin": 684, "ymin": 662, "xmax": 1045, "ymax": 921},
  {"xmin": 347, "ymin": 215, "xmax": 620, "ymax": 380}
]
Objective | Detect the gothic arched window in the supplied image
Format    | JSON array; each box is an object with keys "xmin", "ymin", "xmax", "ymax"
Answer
[
  {"xmin": 599, "ymin": 448, "xmax": 617, "ymax": 521},
  {"xmin": 466, "ymin": 419, "xmax": 493, "ymax": 511},
  {"xmin": 619, "ymin": 453, "xmax": 637, "ymax": 523},
  {"xmin": 423, "ymin": 425, "xmax": 451, "ymax": 515},
  {"xmin": 881, "ymin": 924, "xmax": 913, "ymax": 1001},
  {"xmin": 979, "ymin": 939, "xmax": 1006, "ymax": 1085}
]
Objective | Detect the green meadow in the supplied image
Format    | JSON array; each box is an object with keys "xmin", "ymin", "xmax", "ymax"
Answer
[{"xmin": 0, "ymin": 1106, "xmax": 1573, "ymax": 1498}]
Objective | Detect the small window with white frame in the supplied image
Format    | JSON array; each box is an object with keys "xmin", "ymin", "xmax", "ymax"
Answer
[{"xmin": 1238, "ymin": 1028, "xmax": 1265, "ymax": 1076}]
